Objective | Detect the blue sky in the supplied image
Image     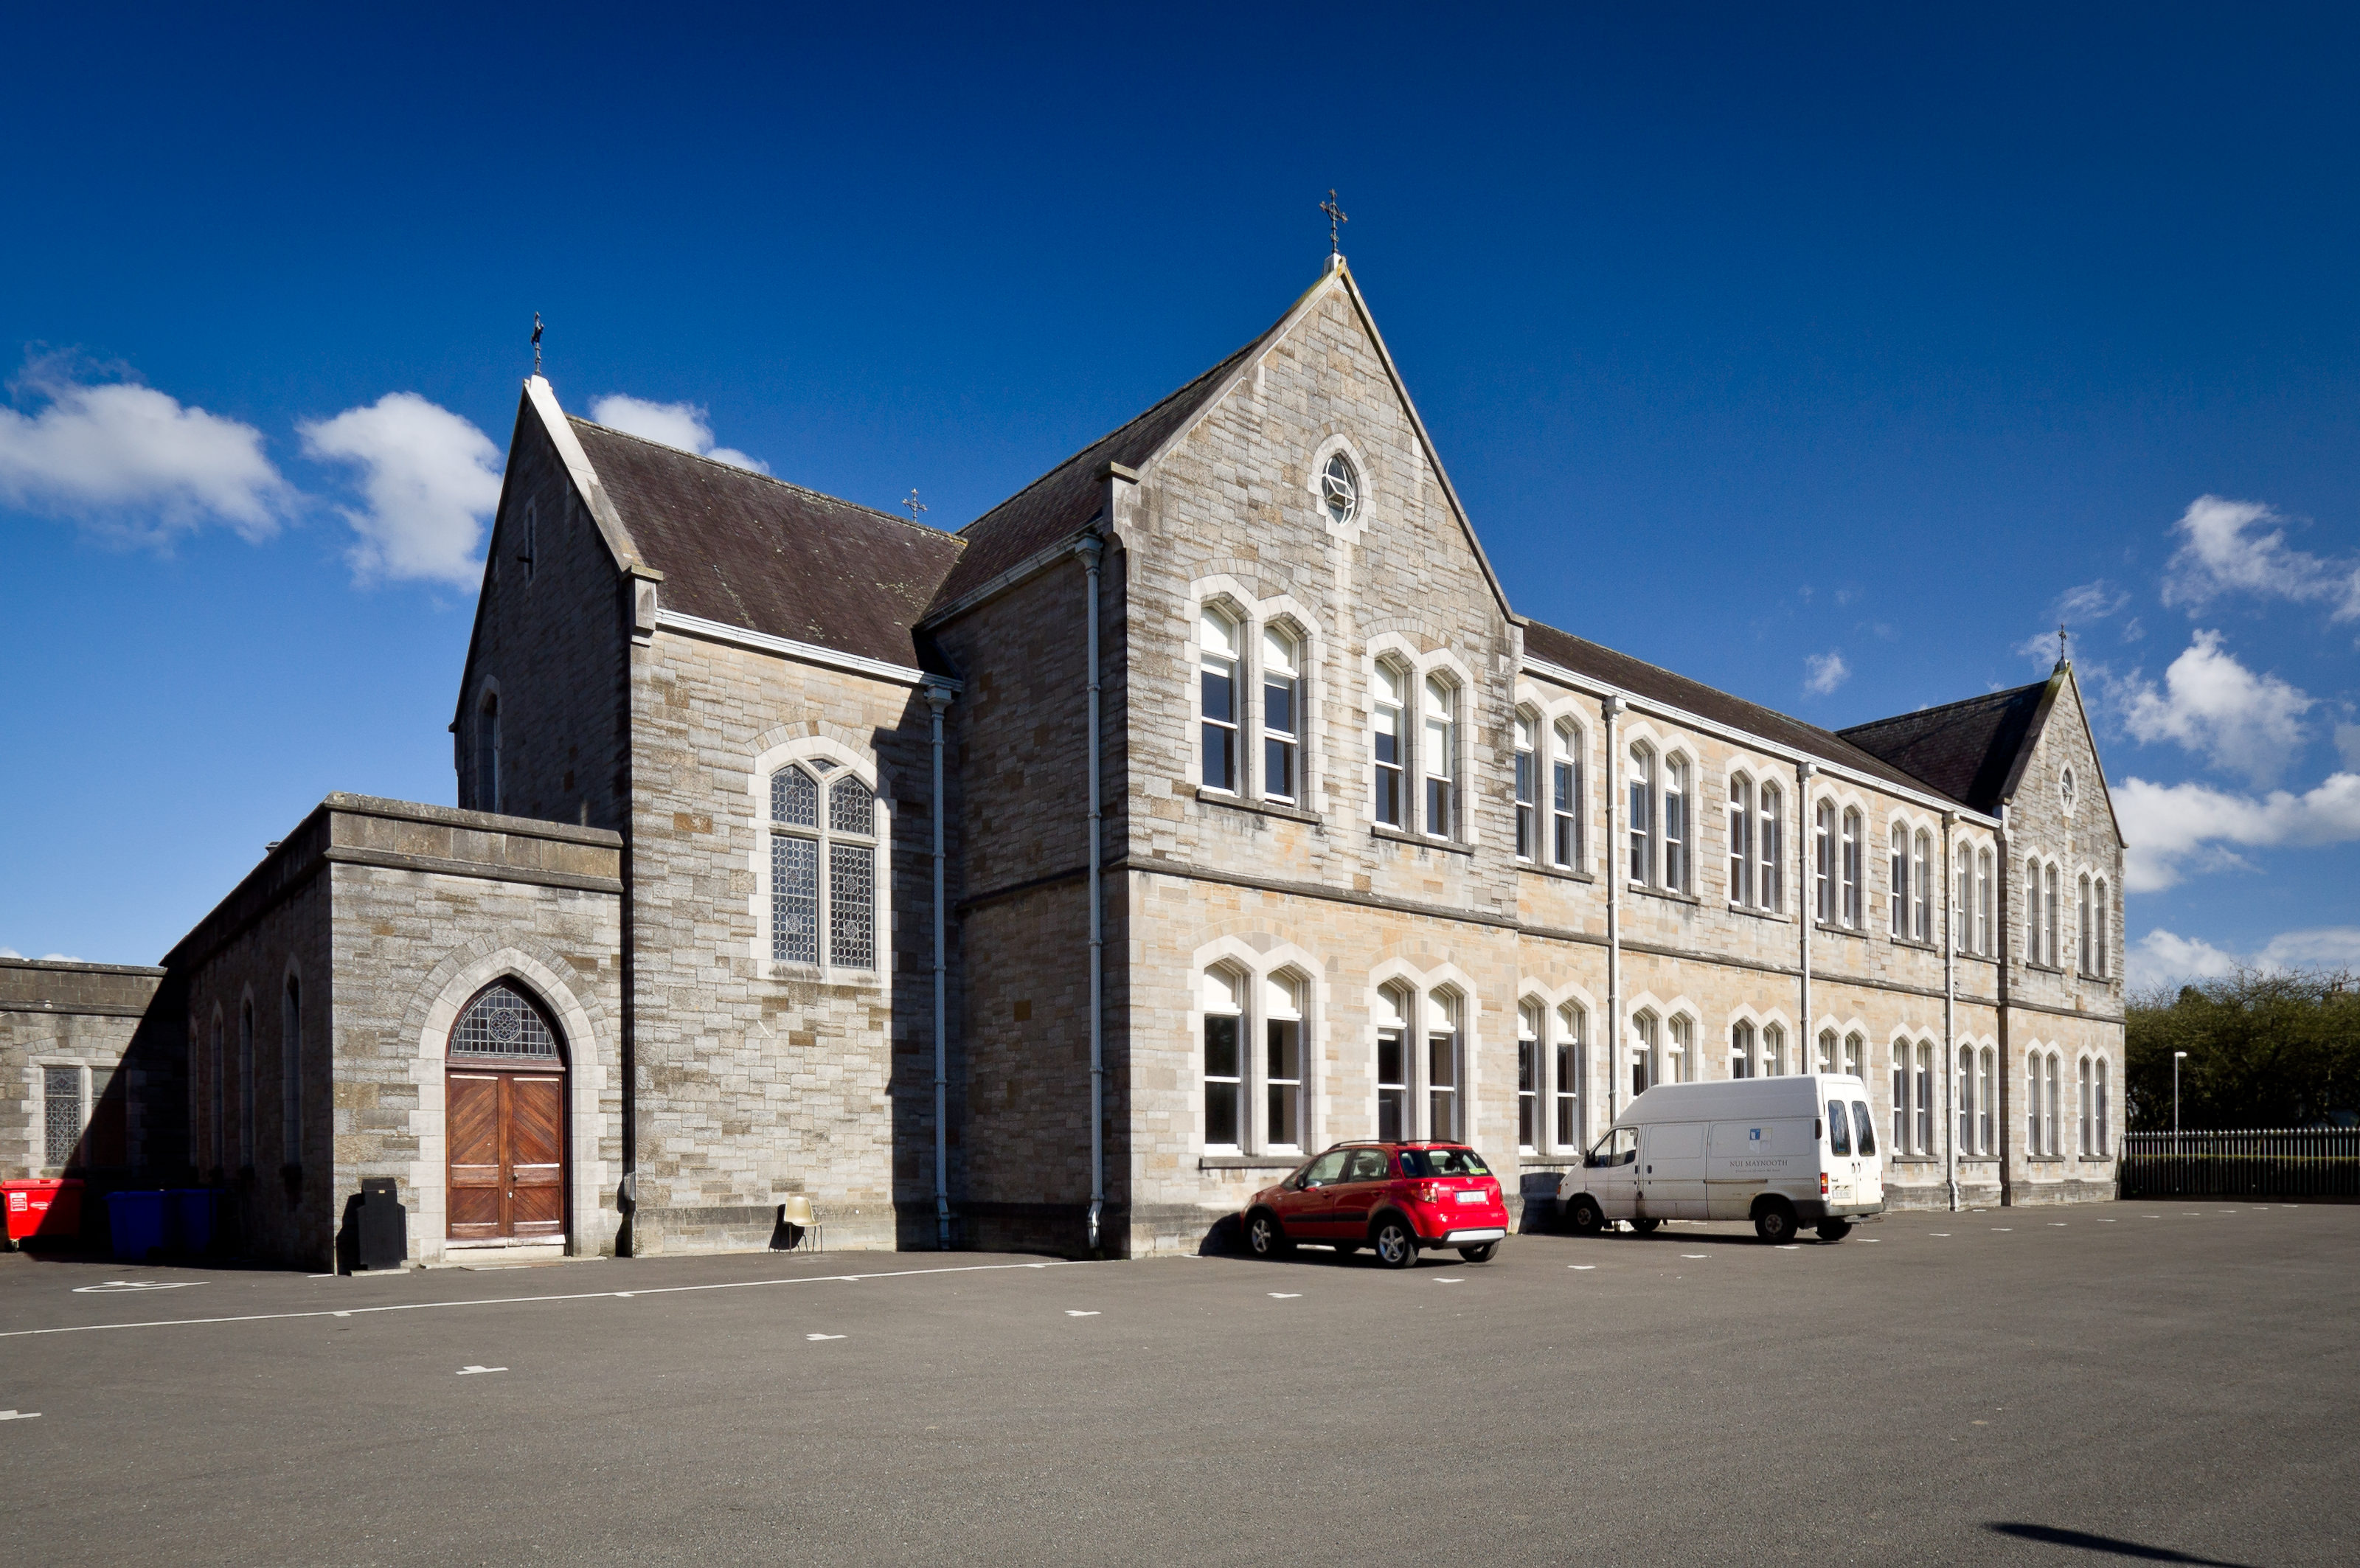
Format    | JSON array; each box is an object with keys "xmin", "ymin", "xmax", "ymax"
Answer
[{"xmin": 4, "ymin": 4, "xmax": 2356, "ymax": 981}]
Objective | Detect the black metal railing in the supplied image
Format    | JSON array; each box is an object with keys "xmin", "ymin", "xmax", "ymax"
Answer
[{"xmin": 2119, "ymin": 1128, "xmax": 2360, "ymax": 1198}]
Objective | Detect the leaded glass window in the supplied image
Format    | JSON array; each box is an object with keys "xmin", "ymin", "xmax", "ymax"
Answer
[
  {"xmin": 451, "ymin": 983, "xmax": 560, "ymax": 1058},
  {"xmin": 43, "ymin": 1066, "xmax": 82, "ymax": 1168},
  {"xmin": 770, "ymin": 760, "xmax": 878, "ymax": 972}
]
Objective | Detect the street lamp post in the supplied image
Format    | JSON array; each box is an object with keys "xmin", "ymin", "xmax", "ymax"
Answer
[{"xmin": 2173, "ymin": 1051, "xmax": 2189, "ymax": 1149}]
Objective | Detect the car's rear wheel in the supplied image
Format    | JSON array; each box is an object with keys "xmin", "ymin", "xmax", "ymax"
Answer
[
  {"xmin": 1816, "ymin": 1218, "xmax": 1853, "ymax": 1242},
  {"xmin": 1244, "ymin": 1209, "xmax": 1291, "ymax": 1259},
  {"xmin": 1628, "ymin": 1217, "xmax": 1662, "ymax": 1236},
  {"xmin": 1372, "ymin": 1215, "xmax": 1417, "ymax": 1269},
  {"xmin": 1563, "ymin": 1195, "xmax": 1605, "ymax": 1236},
  {"xmin": 1458, "ymin": 1241, "xmax": 1499, "ymax": 1263},
  {"xmin": 1753, "ymin": 1202, "xmax": 1798, "ymax": 1244}
]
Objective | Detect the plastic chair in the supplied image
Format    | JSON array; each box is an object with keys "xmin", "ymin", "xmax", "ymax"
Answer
[{"xmin": 781, "ymin": 1193, "xmax": 822, "ymax": 1253}]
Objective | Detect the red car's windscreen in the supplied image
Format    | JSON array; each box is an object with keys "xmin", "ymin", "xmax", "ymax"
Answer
[{"xmin": 1400, "ymin": 1147, "xmax": 1490, "ymax": 1177}]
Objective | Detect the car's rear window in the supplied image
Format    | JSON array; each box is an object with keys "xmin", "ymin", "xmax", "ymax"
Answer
[{"xmin": 1401, "ymin": 1147, "xmax": 1490, "ymax": 1177}]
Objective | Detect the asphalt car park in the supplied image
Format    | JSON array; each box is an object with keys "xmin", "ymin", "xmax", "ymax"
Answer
[{"xmin": 0, "ymin": 1201, "xmax": 2350, "ymax": 1567}]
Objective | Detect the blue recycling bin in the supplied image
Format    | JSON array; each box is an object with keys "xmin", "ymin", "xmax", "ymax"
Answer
[
  {"xmin": 105, "ymin": 1190, "xmax": 167, "ymax": 1263},
  {"xmin": 167, "ymin": 1189, "xmax": 218, "ymax": 1255}
]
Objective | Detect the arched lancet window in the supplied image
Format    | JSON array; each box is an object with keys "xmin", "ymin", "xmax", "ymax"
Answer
[
  {"xmin": 1763, "ymin": 1022, "xmax": 1785, "ymax": 1078},
  {"xmin": 1517, "ymin": 1000, "xmax": 1543, "ymax": 1151},
  {"xmin": 1262, "ymin": 624, "xmax": 1301, "ymax": 803},
  {"xmin": 474, "ymin": 689, "xmax": 501, "ymax": 814},
  {"xmin": 2045, "ymin": 1051, "xmax": 2061, "ymax": 1156},
  {"xmin": 1552, "ymin": 720, "xmax": 1584, "ymax": 868},
  {"xmin": 1957, "ymin": 842, "xmax": 1975, "ymax": 954},
  {"xmin": 1892, "ymin": 1043, "xmax": 1910, "ymax": 1152},
  {"xmin": 1372, "ymin": 661, "xmax": 1407, "ymax": 828},
  {"xmin": 1814, "ymin": 801, "xmax": 1835, "ymax": 923},
  {"xmin": 2027, "ymin": 1050, "xmax": 2044, "ymax": 1154},
  {"xmin": 1199, "ymin": 606, "xmax": 1240, "ymax": 792},
  {"xmin": 1978, "ymin": 1046, "xmax": 1996, "ymax": 1155},
  {"xmin": 1915, "ymin": 1040, "xmax": 1934, "ymax": 1154},
  {"xmin": 1513, "ymin": 711, "xmax": 1538, "ymax": 860},
  {"xmin": 2094, "ymin": 1056, "xmax": 2110, "ymax": 1155},
  {"xmin": 1264, "ymin": 971, "xmax": 1304, "ymax": 1151},
  {"xmin": 1759, "ymin": 783, "xmax": 1784, "ymax": 912},
  {"xmin": 1426, "ymin": 991, "xmax": 1463, "ymax": 1139},
  {"xmin": 1957, "ymin": 1043, "xmax": 1976, "ymax": 1154},
  {"xmin": 1816, "ymin": 1027, "xmax": 1837, "ymax": 1075},
  {"xmin": 1632, "ymin": 1010, "xmax": 1660, "ymax": 1097},
  {"xmin": 1663, "ymin": 757, "xmax": 1691, "ymax": 892},
  {"xmin": 2078, "ymin": 874, "xmax": 2094, "ymax": 974},
  {"xmin": 1889, "ymin": 822, "xmax": 1910, "ymax": 937},
  {"xmin": 451, "ymin": 982, "xmax": 563, "ymax": 1059},
  {"xmin": 1728, "ymin": 774, "xmax": 1755, "ymax": 906},
  {"xmin": 1667, "ymin": 1015, "xmax": 1694, "ymax": 1084},
  {"xmin": 1913, "ymin": 830, "xmax": 1933, "ymax": 942},
  {"xmin": 1730, "ymin": 1019, "xmax": 1756, "ymax": 1079},
  {"xmin": 1422, "ymin": 676, "xmax": 1457, "ymax": 839},
  {"xmin": 1375, "ymin": 983, "xmax": 1412, "ymax": 1141},
  {"xmin": 770, "ymin": 759, "xmax": 878, "ymax": 971},
  {"xmin": 2025, "ymin": 859, "xmax": 2044, "ymax": 965},
  {"xmin": 1977, "ymin": 848, "xmax": 1994, "ymax": 954},
  {"xmin": 1628, "ymin": 743, "xmax": 1656, "ymax": 886},
  {"xmin": 2095, "ymin": 878, "xmax": 2111, "ymax": 977},
  {"xmin": 2044, "ymin": 864, "xmax": 2061, "ymax": 968},
  {"xmin": 1843, "ymin": 1031, "xmax": 1864, "ymax": 1080},
  {"xmin": 1840, "ymin": 809, "xmax": 1864, "ymax": 927},
  {"xmin": 1555, "ymin": 1003, "xmax": 1585, "ymax": 1148},
  {"xmin": 2078, "ymin": 1055, "xmax": 2093, "ymax": 1156},
  {"xmin": 1201, "ymin": 967, "xmax": 1244, "ymax": 1151}
]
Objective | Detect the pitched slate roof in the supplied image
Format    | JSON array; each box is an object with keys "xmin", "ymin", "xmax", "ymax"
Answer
[
  {"xmin": 1838, "ymin": 677, "xmax": 2055, "ymax": 814},
  {"xmin": 1521, "ymin": 620, "xmax": 1962, "ymax": 802},
  {"xmin": 572, "ymin": 420, "xmax": 965, "ymax": 673},
  {"xmin": 926, "ymin": 331, "xmax": 1280, "ymax": 614}
]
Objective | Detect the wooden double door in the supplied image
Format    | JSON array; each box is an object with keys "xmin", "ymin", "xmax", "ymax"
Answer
[{"xmin": 447, "ymin": 1066, "xmax": 566, "ymax": 1241}]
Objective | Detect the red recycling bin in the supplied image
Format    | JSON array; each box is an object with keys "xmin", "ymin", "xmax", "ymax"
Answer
[{"xmin": 3, "ymin": 1178, "xmax": 84, "ymax": 1243}]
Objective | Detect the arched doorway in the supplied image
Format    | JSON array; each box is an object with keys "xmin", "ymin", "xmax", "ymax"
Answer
[{"xmin": 445, "ymin": 981, "xmax": 567, "ymax": 1244}]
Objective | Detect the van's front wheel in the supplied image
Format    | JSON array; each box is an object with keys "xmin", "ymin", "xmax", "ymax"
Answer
[
  {"xmin": 1753, "ymin": 1203, "xmax": 1799, "ymax": 1244},
  {"xmin": 1563, "ymin": 1196, "xmax": 1605, "ymax": 1237},
  {"xmin": 1816, "ymin": 1218, "xmax": 1853, "ymax": 1242}
]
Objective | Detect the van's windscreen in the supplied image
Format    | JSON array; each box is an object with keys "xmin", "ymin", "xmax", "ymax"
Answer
[
  {"xmin": 1828, "ymin": 1100, "xmax": 1853, "ymax": 1156},
  {"xmin": 1402, "ymin": 1148, "xmax": 1490, "ymax": 1177}
]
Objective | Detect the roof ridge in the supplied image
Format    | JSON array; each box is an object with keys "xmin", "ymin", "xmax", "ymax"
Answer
[
  {"xmin": 1528, "ymin": 620, "xmax": 1860, "ymax": 748},
  {"xmin": 568, "ymin": 416, "xmax": 963, "ymax": 548},
  {"xmin": 1836, "ymin": 678, "xmax": 2048, "ymax": 736}
]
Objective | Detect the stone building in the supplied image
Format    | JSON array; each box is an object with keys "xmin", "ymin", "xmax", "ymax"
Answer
[{"xmin": 7, "ymin": 258, "xmax": 2125, "ymax": 1266}]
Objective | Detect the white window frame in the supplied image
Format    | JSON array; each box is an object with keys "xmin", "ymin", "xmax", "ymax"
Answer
[
  {"xmin": 2094, "ymin": 1056, "xmax": 2110, "ymax": 1155},
  {"xmin": 1372, "ymin": 658, "xmax": 1409, "ymax": 829},
  {"xmin": 1728, "ymin": 773, "xmax": 1755, "ymax": 907},
  {"xmin": 1202, "ymin": 965, "xmax": 1246, "ymax": 1153},
  {"xmin": 1262, "ymin": 969, "xmax": 1307, "ymax": 1155},
  {"xmin": 1889, "ymin": 822, "xmax": 1909, "ymax": 938},
  {"xmin": 1977, "ymin": 848, "xmax": 1993, "ymax": 955},
  {"xmin": 1552, "ymin": 718, "xmax": 1585, "ymax": 870},
  {"xmin": 1762, "ymin": 1021, "xmax": 1785, "ymax": 1077},
  {"xmin": 2095, "ymin": 878, "xmax": 2111, "ymax": 977},
  {"xmin": 1912, "ymin": 830, "xmax": 1933, "ymax": 942},
  {"xmin": 1516, "ymin": 999, "xmax": 1543, "ymax": 1152},
  {"xmin": 1729, "ymin": 1018, "xmax": 1756, "ymax": 1079},
  {"xmin": 1758, "ymin": 782, "xmax": 1783, "ymax": 912},
  {"xmin": 1667, "ymin": 1013, "xmax": 1695, "ymax": 1083},
  {"xmin": 1375, "ymin": 982, "xmax": 1413, "ymax": 1141},
  {"xmin": 1814, "ymin": 800, "xmax": 1835, "ymax": 923},
  {"xmin": 1513, "ymin": 710, "xmax": 1538, "ymax": 861},
  {"xmin": 1421, "ymin": 674, "xmax": 1457, "ymax": 841},
  {"xmin": 1425, "ymin": 988, "xmax": 1464, "ymax": 1139},
  {"xmin": 1840, "ymin": 808, "xmax": 1864, "ymax": 927},
  {"xmin": 1198, "ymin": 603, "xmax": 1242, "ymax": 794},
  {"xmin": 1554, "ymin": 1002, "xmax": 1586, "ymax": 1151},
  {"xmin": 1662, "ymin": 755, "xmax": 1692, "ymax": 892},
  {"xmin": 1631, "ymin": 1010, "xmax": 1660, "ymax": 1097},
  {"xmin": 1628, "ymin": 743, "xmax": 1656, "ymax": 886}
]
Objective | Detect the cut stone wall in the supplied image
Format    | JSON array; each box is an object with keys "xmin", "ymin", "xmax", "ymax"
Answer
[{"xmin": 0, "ymin": 960, "xmax": 178, "ymax": 1193}]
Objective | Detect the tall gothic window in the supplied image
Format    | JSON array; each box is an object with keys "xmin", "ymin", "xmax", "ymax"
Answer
[
  {"xmin": 1814, "ymin": 800, "xmax": 1835, "ymax": 923},
  {"xmin": 1555, "ymin": 1003, "xmax": 1584, "ymax": 1148},
  {"xmin": 1730, "ymin": 1019, "xmax": 1757, "ymax": 1079},
  {"xmin": 1840, "ymin": 809, "xmax": 1864, "ymax": 927},
  {"xmin": 1631, "ymin": 1010, "xmax": 1659, "ymax": 1097},
  {"xmin": 1663, "ymin": 757, "xmax": 1691, "ymax": 892},
  {"xmin": 1889, "ymin": 822, "xmax": 1909, "ymax": 938},
  {"xmin": 1426, "ymin": 991, "xmax": 1462, "ymax": 1139},
  {"xmin": 2095, "ymin": 878, "xmax": 2110, "ymax": 976},
  {"xmin": 1261, "ymin": 625, "xmax": 1300, "ymax": 802},
  {"xmin": 2025, "ymin": 858, "xmax": 2043, "ymax": 965},
  {"xmin": 1514, "ymin": 712, "xmax": 1538, "ymax": 860},
  {"xmin": 2044, "ymin": 864, "xmax": 2061, "ymax": 967},
  {"xmin": 1422, "ymin": 676, "xmax": 1456, "ymax": 838},
  {"xmin": 2078, "ymin": 873, "xmax": 2094, "ymax": 974},
  {"xmin": 1912, "ymin": 830, "xmax": 1933, "ymax": 941},
  {"xmin": 1372, "ymin": 661, "xmax": 1406, "ymax": 828},
  {"xmin": 1977, "ymin": 848, "xmax": 1993, "ymax": 955},
  {"xmin": 1199, "ymin": 606, "xmax": 1240, "ymax": 792},
  {"xmin": 1376, "ymin": 984, "xmax": 1411, "ymax": 1141},
  {"xmin": 1728, "ymin": 774, "xmax": 1755, "ymax": 906},
  {"xmin": 771, "ymin": 760, "xmax": 878, "ymax": 971},
  {"xmin": 238, "ymin": 996, "xmax": 255, "ymax": 1169},
  {"xmin": 1203, "ymin": 967, "xmax": 1243, "ymax": 1150},
  {"xmin": 1956, "ymin": 842, "xmax": 1974, "ymax": 954},
  {"xmin": 1518, "ymin": 1000, "xmax": 1542, "ymax": 1151},
  {"xmin": 43, "ymin": 1066, "xmax": 82, "ymax": 1170},
  {"xmin": 1552, "ymin": 720, "xmax": 1583, "ymax": 869},
  {"xmin": 1628, "ymin": 743, "xmax": 1656, "ymax": 885},
  {"xmin": 1265, "ymin": 972, "xmax": 1304, "ymax": 1151},
  {"xmin": 1759, "ymin": 783, "xmax": 1783, "ymax": 912}
]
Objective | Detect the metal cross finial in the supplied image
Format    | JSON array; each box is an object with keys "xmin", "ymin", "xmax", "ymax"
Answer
[
  {"xmin": 532, "ymin": 312, "xmax": 543, "ymax": 378},
  {"xmin": 2057, "ymin": 622, "xmax": 2070, "ymax": 665},
  {"xmin": 1320, "ymin": 190, "xmax": 1348, "ymax": 256},
  {"xmin": 902, "ymin": 488, "xmax": 927, "ymax": 520}
]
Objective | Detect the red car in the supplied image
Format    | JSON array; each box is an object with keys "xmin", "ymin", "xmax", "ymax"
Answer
[{"xmin": 1242, "ymin": 1142, "xmax": 1510, "ymax": 1267}]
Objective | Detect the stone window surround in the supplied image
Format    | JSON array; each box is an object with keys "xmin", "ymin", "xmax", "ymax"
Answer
[
  {"xmin": 1361, "ymin": 634, "xmax": 1477, "ymax": 847},
  {"xmin": 1720, "ymin": 1002, "xmax": 1797, "ymax": 1083},
  {"xmin": 1187, "ymin": 578, "xmax": 1326, "ymax": 816},
  {"xmin": 746, "ymin": 735, "xmax": 891, "ymax": 986},
  {"xmin": 1718, "ymin": 752, "xmax": 1789, "ymax": 917},
  {"xmin": 1366, "ymin": 957, "xmax": 1483, "ymax": 1145},
  {"xmin": 1515, "ymin": 984, "xmax": 1595, "ymax": 1157},
  {"xmin": 27, "ymin": 1058, "xmax": 94, "ymax": 1176},
  {"xmin": 1808, "ymin": 787, "xmax": 1873, "ymax": 932},
  {"xmin": 1304, "ymin": 431, "xmax": 1375, "ymax": 540},
  {"xmin": 1882, "ymin": 806, "xmax": 1940, "ymax": 945},
  {"xmin": 1510, "ymin": 681, "xmax": 1595, "ymax": 878},
  {"xmin": 1888, "ymin": 1030, "xmax": 1941, "ymax": 1157},
  {"xmin": 1620, "ymin": 719, "xmax": 1698, "ymax": 896},
  {"xmin": 1622, "ymin": 988, "xmax": 1701, "ymax": 1089},
  {"xmin": 1188, "ymin": 936, "xmax": 1325, "ymax": 1159}
]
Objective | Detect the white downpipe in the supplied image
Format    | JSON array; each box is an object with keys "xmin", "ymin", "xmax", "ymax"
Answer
[
  {"xmin": 1798, "ymin": 760, "xmax": 1816, "ymax": 1064},
  {"xmin": 1603, "ymin": 694, "xmax": 1622, "ymax": 1127},
  {"xmin": 1077, "ymin": 534, "xmax": 1106, "ymax": 1253},
  {"xmin": 927, "ymin": 682, "xmax": 954, "ymax": 1249},
  {"xmin": 1943, "ymin": 809, "xmax": 1960, "ymax": 1212}
]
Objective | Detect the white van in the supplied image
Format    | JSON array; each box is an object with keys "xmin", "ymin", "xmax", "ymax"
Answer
[{"xmin": 1556, "ymin": 1075, "xmax": 1885, "ymax": 1243}]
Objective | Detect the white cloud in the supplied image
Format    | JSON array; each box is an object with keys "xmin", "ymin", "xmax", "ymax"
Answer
[
  {"xmin": 2130, "ymin": 925, "xmax": 2360, "ymax": 990},
  {"xmin": 2338, "ymin": 722, "xmax": 2360, "ymax": 773},
  {"xmin": 299, "ymin": 394, "xmax": 503, "ymax": 587},
  {"xmin": 2160, "ymin": 495, "xmax": 2360, "ymax": 620},
  {"xmin": 1803, "ymin": 651, "xmax": 1849, "ymax": 695},
  {"xmin": 589, "ymin": 394, "xmax": 768, "ymax": 473},
  {"xmin": 0, "ymin": 948, "xmax": 17, "ymax": 960},
  {"xmin": 2058, "ymin": 579, "xmax": 2132, "ymax": 621},
  {"xmin": 0, "ymin": 354, "xmax": 292, "ymax": 543},
  {"xmin": 2114, "ymin": 771, "xmax": 2360, "ymax": 891},
  {"xmin": 2015, "ymin": 629, "xmax": 2064, "ymax": 666},
  {"xmin": 2118, "ymin": 631, "xmax": 2313, "ymax": 786}
]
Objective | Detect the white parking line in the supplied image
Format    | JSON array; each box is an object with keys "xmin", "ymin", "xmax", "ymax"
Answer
[
  {"xmin": 805, "ymin": 1333, "xmax": 846, "ymax": 1342},
  {"xmin": 0, "ymin": 1259, "xmax": 1081, "ymax": 1340},
  {"xmin": 1568, "ymin": 1265, "xmax": 1596, "ymax": 1270},
  {"xmin": 455, "ymin": 1365, "xmax": 505, "ymax": 1376},
  {"xmin": 0, "ymin": 1410, "xmax": 40, "ymax": 1420},
  {"xmin": 1929, "ymin": 1232, "xmax": 1951, "ymax": 1237},
  {"xmin": 1064, "ymin": 1310, "xmax": 1100, "ymax": 1317},
  {"xmin": 1680, "ymin": 1254, "xmax": 1709, "ymax": 1259},
  {"xmin": 1267, "ymin": 1292, "xmax": 1301, "ymax": 1299}
]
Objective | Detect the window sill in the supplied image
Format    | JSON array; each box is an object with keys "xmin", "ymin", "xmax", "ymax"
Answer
[
  {"xmin": 1185, "ymin": 784, "xmax": 1323, "ymax": 827},
  {"xmin": 1372, "ymin": 825, "xmax": 1474, "ymax": 857},
  {"xmin": 1889, "ymin": 934, "xmax": 1940, "ymax": 954},
  {"xmin": 2022, "ymin": 961, "xmax": 2068, "ymax": 976},
  {"xmin": 758, "ymin": 962, "xmax": 884, "ymax": 986},
  {"xmin": 1725, "ymin": 902, "xmax": 1791, "ymax": 924},
  {"xmin": 1814, "ymin": 921, "xmax": 1868, "ymax": 940},
  {"xmin": 1198, "ymin": 1154, "xmax": 1304, "ymax": 1171},
  {"xmin": 1627, "ymin": 883, "xmax": 1700, "ymax": 907},
  {"xmin": 1519, "ymin": 861, "xmax": 1595, "ymax": 885}
]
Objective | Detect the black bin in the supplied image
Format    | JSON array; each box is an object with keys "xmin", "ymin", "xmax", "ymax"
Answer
[{"xmin": 357, "ymin": 1178, "xmax": 407, "ymax": 1272}]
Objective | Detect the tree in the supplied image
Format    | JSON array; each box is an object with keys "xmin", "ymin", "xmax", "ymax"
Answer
[{"xmin": 2125, "ymin": 970, "xmax": 2360, "ymax": 1130}]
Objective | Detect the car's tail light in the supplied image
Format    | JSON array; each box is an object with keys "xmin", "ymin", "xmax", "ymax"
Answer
[
  {"xmin": 1820, "ymin": 1172, "xmax": 1830, "ymax": 1196},
  {"xmin": 1417, "ymin": 1182, "xmax": 1446, "ymax": 1204}
]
